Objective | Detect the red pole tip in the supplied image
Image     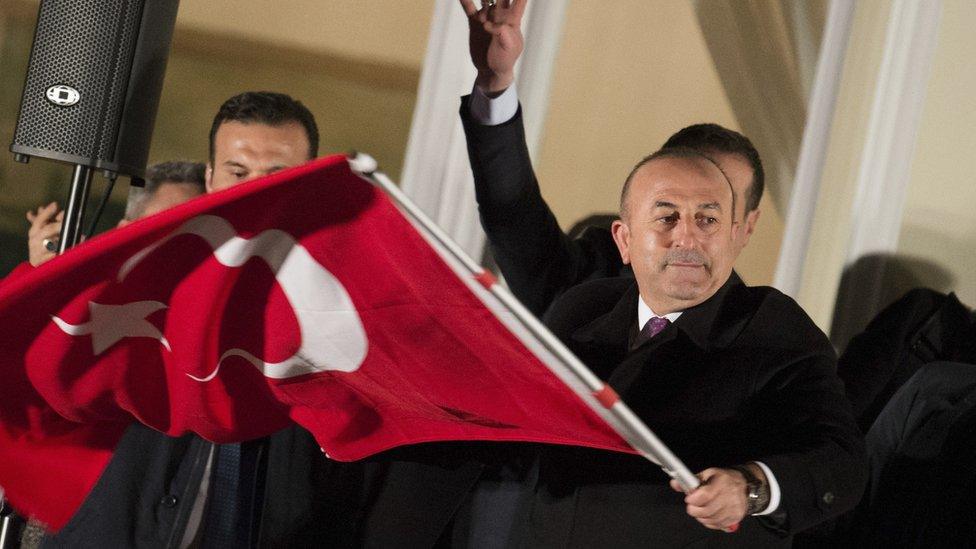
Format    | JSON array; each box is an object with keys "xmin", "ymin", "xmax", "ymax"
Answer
[
  {"xmin": 474, "ymin": 270, "xmax": 497, "ymax": 289},
  {"xmin": 593, "ymin": 385, "xmax": 620, "ymax": 408}
]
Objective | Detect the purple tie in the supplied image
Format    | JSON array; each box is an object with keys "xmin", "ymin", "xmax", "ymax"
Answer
[
  {"xmin": 644, "ymin": 316, "xmax": 670, "ymax": 338},
  {"xmin": 634, "ymin": 316, "xmax": 670, "ymax": 348}
]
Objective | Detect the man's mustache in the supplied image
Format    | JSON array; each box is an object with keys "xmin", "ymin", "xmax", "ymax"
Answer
[{"xmin": 661, "ymin": 250, "xmax": 710, "ymax": 272}]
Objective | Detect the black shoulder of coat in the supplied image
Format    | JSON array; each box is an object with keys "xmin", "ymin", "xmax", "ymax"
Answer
[
  {"xmin": 542, "ymin": 277, "xmax": 634, "ymax": 337},
  {"xmin": 734, "ymin": 284, "xmax": 835, "ymax": 357}
]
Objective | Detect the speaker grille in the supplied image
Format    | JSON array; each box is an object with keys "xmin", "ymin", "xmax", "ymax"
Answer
[{"xmin": 12, "ymin": 0, "xmax": 143, "ymax": 163}]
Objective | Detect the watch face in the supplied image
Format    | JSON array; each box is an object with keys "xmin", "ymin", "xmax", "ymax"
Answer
[
  {"xmin": 749, "ymin": 480, "xmax": 771, "ymax": 514},
  {"xmin": 733, "ymin": 465, "xmax": 771, "ymax": 514}
]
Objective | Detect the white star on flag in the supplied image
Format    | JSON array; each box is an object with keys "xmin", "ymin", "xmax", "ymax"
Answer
[{"xmin": 52, "ymin": 301, "xmax": 171, "ymax": 355}]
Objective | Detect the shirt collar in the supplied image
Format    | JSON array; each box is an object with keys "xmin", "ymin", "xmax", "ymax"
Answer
[
  {"xmin": 637, "ymin": 271, "xmax": 746, "ymax": 350},
  {"xmin": 637, "ymin": 295, "xmax": 683, "ymax": 330}
]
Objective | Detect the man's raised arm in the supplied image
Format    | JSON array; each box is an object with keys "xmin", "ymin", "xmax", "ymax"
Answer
[{"xmin": 459, "ymin": 0, "xmax": 626, "ymax": 316}]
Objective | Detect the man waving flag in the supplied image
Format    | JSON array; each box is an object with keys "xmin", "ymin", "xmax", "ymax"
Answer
[{"xmin": 0, "ymin": 155, "xmax": 689, "ymax": 531}]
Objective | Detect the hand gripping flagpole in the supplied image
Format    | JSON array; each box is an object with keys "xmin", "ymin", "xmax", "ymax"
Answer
[{"xmin": 348, "ymin": 153, "xmax": 701, "ymax": 493}]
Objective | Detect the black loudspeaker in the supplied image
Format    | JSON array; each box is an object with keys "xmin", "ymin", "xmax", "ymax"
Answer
[{"xmin": 10, "ymin": 0, "xmax": 180, "ymax": 179}]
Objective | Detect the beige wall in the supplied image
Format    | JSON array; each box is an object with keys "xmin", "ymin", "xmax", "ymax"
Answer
[
  {"xmin": 897, "ymin": 0, "xmax": 976, "ymax": 308},
  {"xmin": 159, "ymin": 1, "xmax": 432, "ymax": 69},
  {"xmin": 161, "ymin": 2, "xmax": 432, "ymax": 180},
  {"xmin": 0, "ymin": 1, "xmax": 434, "ymax": 69},
  {"xmin": 534, "ymin": 0, "xmax": 785, "ymax": 286}
]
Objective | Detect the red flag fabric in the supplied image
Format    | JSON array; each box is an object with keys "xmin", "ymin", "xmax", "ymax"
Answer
[{"xmin": 0, "ymin": 155, "xmax": 632, "ymax": 530}]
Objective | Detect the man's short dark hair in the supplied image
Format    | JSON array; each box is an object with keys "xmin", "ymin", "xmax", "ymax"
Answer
[
  {"xmin": 208, "ymin": 91, "xmax": 319, "ymax": 162},
  {"xmin": 125, "ymin": 161, "xmax": 206, "ymax": 220},
  {"xmin": 662, "ymin": 124, "xmax": 764, "ymax": 213},
  {"xmin": 619, "ymin": 147, "xmax": 734, "ymax": 222}
]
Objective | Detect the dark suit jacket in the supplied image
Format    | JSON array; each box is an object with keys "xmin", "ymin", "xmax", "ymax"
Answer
[
  {"xmin": 845, "ymin": 361, "xmax": 976, "ymax": 547},
  {"xmin": 523, "ymin": 275, "xmax": 867, "ymax": 547},
  {"xmin": 38, "ymin": 424, "xmax": 378, "ymax": 548}
]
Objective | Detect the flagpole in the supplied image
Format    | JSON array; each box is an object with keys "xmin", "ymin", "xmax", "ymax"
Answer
[{"xmin": 349, "ymin": 154, "xmax": 700, "ymax": 492}]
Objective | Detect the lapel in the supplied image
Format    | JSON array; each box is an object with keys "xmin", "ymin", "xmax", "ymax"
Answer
[{"xmin": 571, "ymin": 282, "xmax": 640, "ymax": 351}]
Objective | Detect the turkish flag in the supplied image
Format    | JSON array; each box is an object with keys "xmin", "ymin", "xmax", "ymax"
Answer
[{"xmin": 0, "ymin": 155, "xmax": 633, "ymax": 530}]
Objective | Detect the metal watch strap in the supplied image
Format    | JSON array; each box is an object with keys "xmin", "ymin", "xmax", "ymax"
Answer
[{"xmin": 731, "ymin": 464, "xmax": 770, "ymax": 515}]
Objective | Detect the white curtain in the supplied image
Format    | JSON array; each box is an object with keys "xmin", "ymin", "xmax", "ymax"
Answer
[
  {"xmin": 695, "ymin": 0, "xmax": 943, "ymax": 343},
  {"xmin": 774, "ymin": 0, "xmax": 856, "ymax": 298},
  {"xmin": 821, "ymin": 0, "xmax": 944, "ymax": 345},
  {"xmin": 692, "ymin": 0, "xmax": 828, "ymax": 210}
]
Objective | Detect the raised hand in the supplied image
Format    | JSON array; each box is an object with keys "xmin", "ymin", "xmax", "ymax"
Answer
[
  {"xmin": 459, "ymin": 0, "xmax": 527, "ymax": 93},
  {"xmin": 26, "ymin": 202, "xmax": 63, "ymax": 267}
]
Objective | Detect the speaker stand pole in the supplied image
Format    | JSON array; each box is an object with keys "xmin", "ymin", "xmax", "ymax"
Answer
[
  {"xmin": 0, "ymin": 168, "xmax": 94, "ymax": 546},
  {"xmin": 58, "ymin": 164, "xmax": 95, "ymax": 254}
]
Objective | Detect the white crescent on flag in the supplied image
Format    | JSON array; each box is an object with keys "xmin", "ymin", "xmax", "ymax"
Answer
[{"xmin": 114, "ymin": 214, "xmax": 369, "ymax": 380}]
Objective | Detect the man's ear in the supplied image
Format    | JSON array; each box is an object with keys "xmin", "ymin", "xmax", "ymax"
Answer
[
  {"xmin": 739, "ymin": 208, "xmax": 761, "ymax": 247},
  {"xmin": 745, "ymin": 208, "xmax": 761, "ymax": 235},
  {"xmin": 611, "ymin": 219, "xmax": 632, "ymax": 265},
  {"xmin": 205, "ymin": 164, "xmax": 214, "ymax": 193}
]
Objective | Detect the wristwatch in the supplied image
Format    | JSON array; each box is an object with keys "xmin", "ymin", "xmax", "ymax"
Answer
[{"xmin": 731, "ymin": 464, "xmax": 770, "ymax": 515}]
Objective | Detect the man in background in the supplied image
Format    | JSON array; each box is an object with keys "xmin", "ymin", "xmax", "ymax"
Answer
[
  {"xmin": 204, "ymin": 91, "xmax": 316, "ymax": 193},
  {"xmin": 25, "ymin": 161, "xmax": 206, "ymax": 268},
  {"xmin": 120, "ymin": 161, "xmax": 207, "ymax": 226}
]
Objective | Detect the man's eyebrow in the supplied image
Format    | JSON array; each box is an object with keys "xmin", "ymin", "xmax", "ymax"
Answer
[
  {"xmin": 698, "ymin": 202, "xmax": 722, "ymax": 211},
  {"xmin": 653, "ymin": 200, "xmax": 677, "ymax": 209},
  {"xmin": 222, "ymin": 160, "xmax": 248, "ymax": 169}
]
